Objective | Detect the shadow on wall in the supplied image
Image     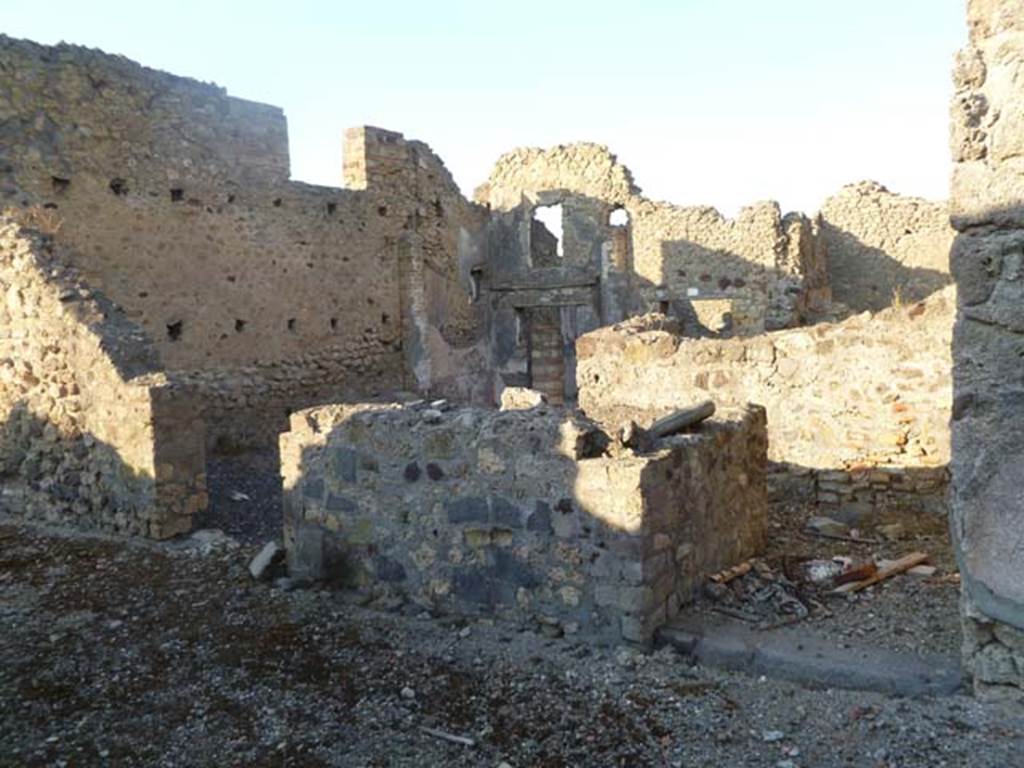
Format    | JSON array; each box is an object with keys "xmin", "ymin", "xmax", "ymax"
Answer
[
  {"xmin": 489, "ymin": 193, "xmax": 829, "ymax": 399},
  {"xmin": 820, "ymin": 221, "xmax": 953, "ymax": 313},
  {"xmin": 656, "ymin": 238, "xmax": 822, "ymax": 337},
  {"xmin": 277, "ymin": 402, "xmax": 767, "ymax": 644},
  {"xmin": 767, "ymin": 460, "xmax": 950, "ymax": 527},
  {"xmin": 0, "ymin": 401, "xmax": 156, "ymax": 535}
]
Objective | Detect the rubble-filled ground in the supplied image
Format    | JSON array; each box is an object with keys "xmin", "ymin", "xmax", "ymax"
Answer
[
  {"xmin": 692, "ymin": 499, "xmax": 961, "ymax": 659},
  {"xmin": 2, "ymin": 513, "xmax": 1023, "ymax": 768}
]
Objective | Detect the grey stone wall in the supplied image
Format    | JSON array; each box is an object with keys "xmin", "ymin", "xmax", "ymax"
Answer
[
  {"xmin": 280, "ymin": 401, "xmax": 767, "ymax": 644},
  {"xmin": 949, "ymin": 0, "xmax": 1024, "ymax": 699}
]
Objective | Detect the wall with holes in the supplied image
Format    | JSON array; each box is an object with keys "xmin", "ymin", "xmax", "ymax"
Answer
[
  {"xmin": 0, "ymin": 36, "xmax": 491, "ymax": 445},
  {"xmin": 0, "ymin": 217, "xmax": 206, "ymax": 538}
]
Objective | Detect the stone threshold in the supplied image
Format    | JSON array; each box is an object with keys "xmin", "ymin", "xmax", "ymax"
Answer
[{"xmin": 658, "ymin": 615, "xmax": 965, "ymax": 698}]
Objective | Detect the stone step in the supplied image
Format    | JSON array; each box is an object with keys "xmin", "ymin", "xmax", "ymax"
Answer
[{"xmin": 657, "ymin": 615, "xmax": 964, "ymax": 698}]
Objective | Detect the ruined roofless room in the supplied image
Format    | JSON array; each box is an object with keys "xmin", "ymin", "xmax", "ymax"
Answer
[{"xmin": 2, "ymin": 1, "xmax": 1024, "ymax": 766}]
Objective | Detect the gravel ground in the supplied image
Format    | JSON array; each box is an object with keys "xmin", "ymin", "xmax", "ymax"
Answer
[
  {"xmin": 2, "ymin": 518, "xmax": 1024, "ymax": 768},
  {"xmin": 193, "ymin": 449, "xmax": 283, "ymax": 545}
]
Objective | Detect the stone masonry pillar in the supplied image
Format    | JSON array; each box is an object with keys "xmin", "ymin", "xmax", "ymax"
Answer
[{"xmin": 950, "ymin": 0, "xmax": 1024, "ymax": 699}]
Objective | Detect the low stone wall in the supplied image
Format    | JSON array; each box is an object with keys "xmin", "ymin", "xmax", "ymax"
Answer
[
  {"xmin": 577, "ymin": 288, "xmax": 953, "ymax": 519},
  {"xmin": 280, "ymin": 401, "xmax": 767, "ymax": 644},
  {"xmin": 0, "ymin": 218, "xmax": 205, "ymax": 537}
]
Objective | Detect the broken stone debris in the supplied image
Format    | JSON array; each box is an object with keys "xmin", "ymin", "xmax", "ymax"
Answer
[
  {"xmin": 499, "ymin": 386, "xmax": 548, "ymax": 411},
  {"xmin": 805, "ymin": 516, "xmax": 850, "ymax": 538},
  {"xmin": 704, "ymin": 550, "xmax": 938, "ymax": 627},
  {"xmin": 248, "ymin": 541, "xmax": 285, "ymax": 581}
]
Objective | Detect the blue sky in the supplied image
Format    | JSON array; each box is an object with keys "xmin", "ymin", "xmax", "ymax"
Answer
[{"xmin": 4, "ymin": 0, "xmax": 966, "ymax": 214}]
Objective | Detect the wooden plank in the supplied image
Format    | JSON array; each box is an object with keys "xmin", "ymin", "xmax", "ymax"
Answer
[{"xmin": 834, "ymin": 552, "xmax": 929, "ymax": 594}]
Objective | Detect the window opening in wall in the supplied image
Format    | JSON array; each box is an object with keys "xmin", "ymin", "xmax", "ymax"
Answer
[
  {"xmin": 532, "ymin": 204, "xmax": 564, "ymax": 258},
  {"xmin": 609, "ymin": 206, "xmax": 629, "ymax": 227},
  {"xmin": 170, "ymin": 188, "xmax": 184, "ymax": 202},
  {"xmin": 287, "ymin": 318, "xmax": 296, "ymax": 332},
  {"xmin": 109, "ymin": 178, "xmax": 128, "ymax": 196},
  {"xmin": 273, "ymin": 198, "xmax": 282, "ymax": 207},
  {"xmin": 166, "ymin": 321, "xmax": 183, "ymax": 341},
  {"xmin": 330, "ymin": 317, "xmax": 338, "ymax": 330},
  {"xmin": 326, "ymin": 201, "xmax": 337, "ymax": 215},
  {"xmin": 381, "ymin": 313, "xmax": 390, "ymax": 325},
  {"xmin": 234, "ymin": 319, "xmax": 246, "ymax": 332}
]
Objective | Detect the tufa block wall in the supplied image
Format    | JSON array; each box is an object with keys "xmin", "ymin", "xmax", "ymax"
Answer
[
  {"xmin": 0, "ymin": 217, "xmax": 205, "ymax": 537},
  {"xmin": 949, "ymin": 0, "xmax": 1024, "ymax": 699},
  {"xmin": 577, "ymin": 288, "xmax": 953, "ymax": 518},
  {"xmin": 280, "ymin": 401, "xmax": 767, "ymax": 643}
]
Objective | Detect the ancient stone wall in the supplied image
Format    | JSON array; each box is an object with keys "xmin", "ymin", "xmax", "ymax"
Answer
[
  {"xmin": 478, "ymin": 143, "xmax": 831, "ymax": 339},
  {"xmin": 0, "ymin": 217, "xmax": 205, "ymax": 537},
  {"xmin": 949, "ymin": 0, "xmax": 1024, "ymax": 698},
  {"xmin": 0, "ymin": 37, "xmax": 490, "ymax": 447},
  {"xmin": 819, "ymin": 181, "xmax": 954, "ymax": 312},
  {"xmin": 279, "ymin": 401, "xmax": 767, "ymax": 643},
  {"xmin": 577, "ymin": 288, "xmax": 953, "ymax": 517}
]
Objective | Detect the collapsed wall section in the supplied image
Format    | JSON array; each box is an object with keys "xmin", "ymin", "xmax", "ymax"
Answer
[
  {"xmin": 279, "ymin": 401, "xmax": 767, "ymax": 643},
  {"xmin": 0, "ymin": 218, "xmax": 205, "ymax": 537},
  {"xmin": 949, "ymin": 0, "xmax": 1024, "ymax": 699},
  {"xmin": 577, "ymin": 289, "xmax": 953, "ymax": 517}
]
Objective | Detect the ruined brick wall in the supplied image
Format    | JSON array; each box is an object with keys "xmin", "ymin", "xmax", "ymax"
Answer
[
  {"xmin": 819, "ymin": 181, "xmax": 954, "ymax": 312},
  {"xmin": 279, "ymin": 401, "xmax": 766, "ymax": 643},
  {"xmin": 0, "ymin": 217, "xmax": 205, "ymax": 537},
  {"xmin": 0, "ymin": 37, "xmax": 490, "ymax": 446},
  {"xmin": 577, "ymin": 288, "xmax": 953, "ymax": 516},
  {"xmin": 949, "ymin": 0, "xmax": 1024, "ymax": 699},
  {"xmin": 478, "ymin": 143, "xmax": 830, "ymax": 337},
  {"xmin": 343, "ymin": 127, "xmax": 492, "ymax": 406}
]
